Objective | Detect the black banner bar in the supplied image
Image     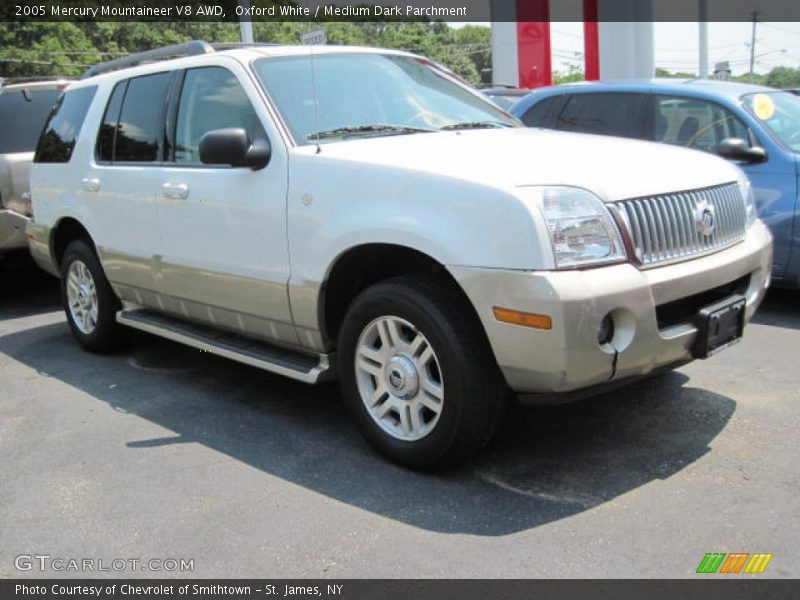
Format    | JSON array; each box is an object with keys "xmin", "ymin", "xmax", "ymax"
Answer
[
  {"xmin": 2, "ymin": 580, "xmax": 800, "ymax": 600},
  {"xmin": 4, "ymin": 0, "xmax": 800, "ymax": 23}
]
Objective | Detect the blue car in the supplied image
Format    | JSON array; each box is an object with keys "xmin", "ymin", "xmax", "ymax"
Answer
[{"xmin": 512, "ymin": 79, "xmax": 800, "ymax": 288}]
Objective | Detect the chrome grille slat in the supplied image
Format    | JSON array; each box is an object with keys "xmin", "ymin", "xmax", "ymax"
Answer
[
  {"xmin": 657, "ymin": 197, "xmax": 675, "ymax": 258},
  {"xmin": 665, "ymin": 195, "xmax": 685, "ymax": 255},
  {"xmin": 718, "ymin": 186, "xmax": 734, "ymax": 241},
  {"xmin": 634, "ymin": 200, "xmax": 651, "ymax": 259},
  {"xmin": 643, "ymin": 200, "xmax": 661, "ymax": 260},
  {"xmin": 617, "ymin": 183, "xmax": 746, "ymax": 267}
]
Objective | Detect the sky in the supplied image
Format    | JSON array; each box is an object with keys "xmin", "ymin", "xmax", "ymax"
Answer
[
  {"xmin": 451, "ymin": 21, "xmax": 800, "ymax": 76},
  {"xmin": 550, "ymin": 22, "xmax": 800, "ymax": 75}
]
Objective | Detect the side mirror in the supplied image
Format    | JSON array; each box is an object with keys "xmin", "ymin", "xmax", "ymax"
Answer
[
  {"xmin": 198, "ymin": 128, "xmax": 271, "ymax": 170},
  {"xmin": 716, "ymin": 137, "xmax": 767, "ymax": 164}
]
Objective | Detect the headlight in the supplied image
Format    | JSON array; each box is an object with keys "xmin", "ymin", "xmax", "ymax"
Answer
[
  {"xmin": 532, "ymin": 187, "xmax": 626, "ymax": 269},
  {"xmin": 735, "ymin": 169, "xmax": 757, "ymax": 228}
]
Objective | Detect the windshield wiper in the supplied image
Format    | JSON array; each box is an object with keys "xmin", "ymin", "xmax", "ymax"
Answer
[
  {"xmin": 307, "ymin": 124, "xmax": 434, "ymax": 141},
  {"xmin": 439, "ymin": 121, "xmax": 514, "ymax": 131}
]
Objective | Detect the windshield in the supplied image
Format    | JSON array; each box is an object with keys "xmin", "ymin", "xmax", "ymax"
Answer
[
  {"xmin": 253, "ymin": 53, "xmax": 519, "ymax": 144},
  {"xmin": 742, "ymin": 91, "xmax": 800, "ymax": 153},
  {"xmin": 485, "ymin": 94, "xmax": 521, "ymax": 110}
]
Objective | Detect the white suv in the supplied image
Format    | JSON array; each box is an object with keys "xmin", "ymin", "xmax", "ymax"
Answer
[{"xmin": 28, "ymin": 42, "xmax": 772, "ymax": 468}]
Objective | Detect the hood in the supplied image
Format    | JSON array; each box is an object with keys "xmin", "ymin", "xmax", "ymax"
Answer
[{"xmin": 308, "ymin": 128, "xmax": 739, "ymax": 201}]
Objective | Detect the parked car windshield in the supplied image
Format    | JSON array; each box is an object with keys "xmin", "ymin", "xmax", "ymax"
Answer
[
  {"xmin": 0, "ymin": 88, "xmax": 62, "ymax": 154},
  {"xmin": 253, "ymin": 52, "xmax": 519, "ymax": 144},
  {"xmin": 742, "ymin": 91, "xmax": 800, "ymax": 152},
  {"xmin": 484, "ymin": 93, "xmax": 521, "ymax": 110}
]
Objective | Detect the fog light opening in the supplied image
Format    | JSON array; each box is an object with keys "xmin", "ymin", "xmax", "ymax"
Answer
[{"xmin": 598, "ymin": 313, "xmax": 615, "ymax": 346}]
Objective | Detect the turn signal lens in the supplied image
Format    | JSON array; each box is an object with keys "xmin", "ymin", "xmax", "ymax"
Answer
[{"xmin": 492, "ymin": 307, "xmax": 552, "ymax": 330}]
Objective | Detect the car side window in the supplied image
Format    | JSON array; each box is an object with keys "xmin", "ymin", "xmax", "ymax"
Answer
[
  {"xmin": 655, "ymin": 95, "xmax": 752, "ymax": 152},
  {"xmin": 34, "ymin": 86, "xmax": 97, "ymax": 163},
  {"xmin": 555, "ymin": 93, "xmax": 647, "ymax": 138},
  {"xmin": 114, "ymin": 72, "xmax": 172, "ymax": 162},
  {"xmin": 521, "ymin": 95, "xmax": 566, "ymax": 128},
  {"xmin": 174, "ymin": 67, "xmax": 266, "ymax": 165}
]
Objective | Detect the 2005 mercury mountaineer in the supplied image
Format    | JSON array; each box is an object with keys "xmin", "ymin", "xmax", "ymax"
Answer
[{"xmin": 27, "ymin": 42, "xmax": 772, "ymax": 468}]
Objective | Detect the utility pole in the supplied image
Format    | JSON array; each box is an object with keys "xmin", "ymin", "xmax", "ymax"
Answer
[
  {"xmin": 698, "ymin": 0, "xmax": 708, "ymax": 78},
  {"xmin": 748, "ymin": 10, "xmax": 758, "ymax": 82},
  {"xmin": 238, "ymin": 0, "xmax": 254, "ymax": 44}
]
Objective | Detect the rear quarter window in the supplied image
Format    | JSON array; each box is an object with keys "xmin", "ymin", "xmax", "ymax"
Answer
[
  {"xmin": 0, "ymin": 89, "xmax": 62, "ymax": 154},
  {"xmin": 34, "ymin": 86, "xmax": 97, "ymax": 163}
]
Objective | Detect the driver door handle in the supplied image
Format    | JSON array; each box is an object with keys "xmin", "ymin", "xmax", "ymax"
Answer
[
  {"xmin": 81, "ymin": 177, "xmax": 100, "ymax": 192},
  {"xmin": 161, "ymin": 182, "xmax": 189, "ymax": 200}
]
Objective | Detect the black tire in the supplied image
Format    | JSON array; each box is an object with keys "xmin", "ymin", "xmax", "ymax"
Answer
[
  {"xmin": 338, "ymin": 276, "xmax": 508, "ymax": 470},
  {"xmin": 60, "ymin": 239, "xmax": 124, "ymax": 353}
]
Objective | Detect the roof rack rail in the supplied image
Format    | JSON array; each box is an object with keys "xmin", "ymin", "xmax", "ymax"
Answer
[
  {"xmin": 207, "ymin": 41, "xmax": 281, "ymax": 49},
  {"xmin": 81, "ymin": 40, "xmax": 214, "ymax": 79}
]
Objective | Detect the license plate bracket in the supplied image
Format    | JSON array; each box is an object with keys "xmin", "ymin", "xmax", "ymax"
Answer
[{"xmin": 691, "ymin": 294, "xmax": 746, "ymax": 359}]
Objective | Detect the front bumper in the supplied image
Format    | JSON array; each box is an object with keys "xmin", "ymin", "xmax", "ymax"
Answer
[
  {"xmin": 449, "ymin": 219, "xmax": 773, "ymax": 396},
  {"xmin": 0, "ymin": 209, "xmax": 30, "ymax": 254}
]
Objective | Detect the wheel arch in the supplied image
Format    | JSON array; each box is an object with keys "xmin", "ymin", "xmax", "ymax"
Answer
[
  {"xmin": 51, "ymin": 217, "xmax": 96, "ymax": 271},
  {"xmin": 319, "ymin": 243, "xmax": 483, "ymax": 349}
]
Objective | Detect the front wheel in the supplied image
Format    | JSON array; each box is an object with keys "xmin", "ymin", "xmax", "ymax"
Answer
[
  {"xmin": 338, "ymin": 277, "xmax": 508, "ymax": 470},
  {"xmin": 60, "ymin": 239, "xmax": 124, "ymax": 353}
]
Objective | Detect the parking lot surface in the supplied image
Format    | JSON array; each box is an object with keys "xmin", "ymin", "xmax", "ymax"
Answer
[{"xmin": 1, "ymin": 258, "xmax": 798, "ymax": 578}]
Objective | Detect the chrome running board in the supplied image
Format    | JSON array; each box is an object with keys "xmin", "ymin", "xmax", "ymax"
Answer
[{"xmin": 116, "ymin": 309, "xmax": 333, "ymax": 384}]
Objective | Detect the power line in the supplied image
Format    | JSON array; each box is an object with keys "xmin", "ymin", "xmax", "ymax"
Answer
[{"xmin": 760, "ymin": 22, "xmax": 800, "ymax": 36}]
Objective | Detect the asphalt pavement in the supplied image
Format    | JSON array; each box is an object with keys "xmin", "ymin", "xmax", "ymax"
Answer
[{"xmin": 1, "ymin": 256, "xmax": 798, "ymax": 578}]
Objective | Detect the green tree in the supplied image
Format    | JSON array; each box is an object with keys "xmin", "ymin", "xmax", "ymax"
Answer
[
  {"xmin": 553, "ymin": 64, "xmax": 584, "ymax": 84},
  {"xmin": 765, "ymin": 66, "xmax": 800, "ymax": 89},
  {"xmin": 655, "ymin": 67, "xmax": 697, "ymax": 79},
  {"xmin": 0, "ymin": 21, "xmax": 490, "ymax": 84},
  {"xmin": 733, "ymin": 72, "xmax": 767, "ymax": 85}
]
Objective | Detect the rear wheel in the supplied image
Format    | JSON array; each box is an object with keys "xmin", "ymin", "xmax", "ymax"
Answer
[
  {"xmin": 60, "ymin": 239, "xmax": 124, "ymax": 353},
  {"xmin": 338, "ymin": 276, "xmax": 508, "ymax": 470}
]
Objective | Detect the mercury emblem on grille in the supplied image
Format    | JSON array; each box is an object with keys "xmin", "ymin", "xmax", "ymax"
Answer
[{"xmin": 695, "ymin": 199, "xmax": 716, "ymax": 236}]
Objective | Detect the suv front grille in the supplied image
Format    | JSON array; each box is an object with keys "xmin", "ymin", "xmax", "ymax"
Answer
[{"xmin": 616, "ymin": 182, "xmax": 746, "ymax": 267}]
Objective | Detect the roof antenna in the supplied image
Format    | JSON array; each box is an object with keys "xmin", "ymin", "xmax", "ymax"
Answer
[{"xmin": 309, "ymin": 41, "xmax": 321, "ymax": 154}]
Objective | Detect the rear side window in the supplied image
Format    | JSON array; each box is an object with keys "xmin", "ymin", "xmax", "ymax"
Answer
[
  {"xmin": 34, "ymin": 86, "xmax": 97, "ymax": 163},
  {"xmin": 556, "ymin": 93, "xmax": 647, "ymax": 139},
  {"xmin": 521, "ymin": 95, "xmax": 567, "ymax": 128},
  {"xmin": 113, "ymin": 72, "xmax": 172, "ymax": 162},
  {"xmin": 0, "ymin": 89, "xmax": 62, "ymax": 154}
]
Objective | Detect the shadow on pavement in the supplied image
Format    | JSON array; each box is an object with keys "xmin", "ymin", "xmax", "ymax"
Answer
[
  {"xmin": 0, "ymin": 253, "xmax": 60, "ymax": 320},
  {"xmin": 1, "ymin": 319, "xmax": 736, "ymax": 536}
]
